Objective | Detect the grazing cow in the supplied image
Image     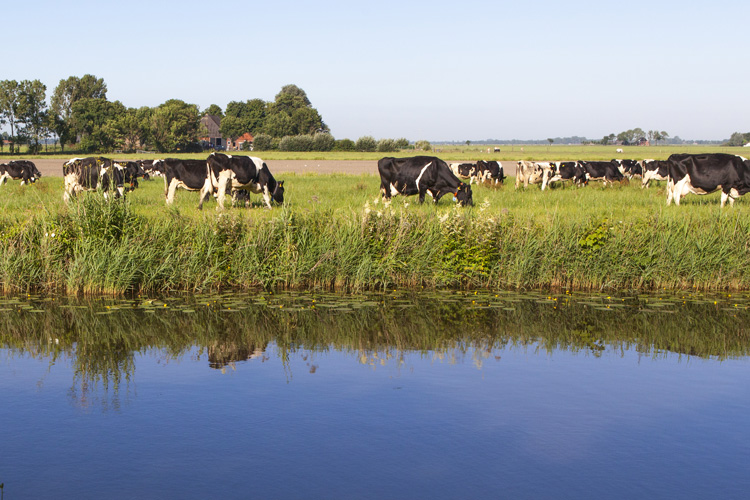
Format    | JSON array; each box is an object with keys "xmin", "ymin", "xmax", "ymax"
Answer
[
  {"xmin": 207, "ymin": 153, "xmax": 284, "ymax": 209},
  {"xmin": 579, "ymin": 160, "xmax": 625, "ymax": 185},
  {"xmin": 449, "ymin": 163, "xmax": 478, "ymax": 183},
  {"xmin": 515, "ymin": 161, "xmax": 545, "ymax": 189},
  {"xmin": 613, "ymin": 159, "xmax": 642, "ymax": 179},
  {"xmin": 641, "ymin": 159, "xmax": 670, "ymax": 188},
  {"xmin": 63, "ymin": 157, "xmax": 125, "ymax": 202},
  {"xmin": 666, "ymin": 153, "xmax": 750, "ymax": 207},
  {"xmin": 120, "ymin": 161, "xmax": 149, "ymax": 192},
  {"xmin": 378, "ymin": 156, "xmax": 473, "ymax": 206},
  {"xmin": 476, "ymin": 160, "xmax": 505, "ymax": 185},
  {"xmin": 158, "ymin": 158, "xmax": 214, "ymax": 208},
  {"xmin": 0, "ymin": 160, "xmax": 42, "ymax": 186},
  {"xmin": 542, "ymin": 161, "xmax": 587, "ymax": 190},
  {"xmin": 616, "ymin": 148, "xmax": 624, "ymax": 153},
  {"xmin": 138, "ymin": 160, "xmax": 163, "ymax": 178}
]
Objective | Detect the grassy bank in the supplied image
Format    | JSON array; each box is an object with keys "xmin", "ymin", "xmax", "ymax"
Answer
[{"xmin": 1, "ymin": 172, "xmax": 749, "ymax": 295}]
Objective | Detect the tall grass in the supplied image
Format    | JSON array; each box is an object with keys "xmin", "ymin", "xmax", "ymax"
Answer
[{"xmin": 1, "ymin": 173, "xmax": 749, "ymax": 295}]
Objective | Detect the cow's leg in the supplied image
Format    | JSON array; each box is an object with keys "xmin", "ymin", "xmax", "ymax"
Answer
[
  {"xmin": 262, "ymin": 185, "xmax": 272, "ymax": 209},
  {"xmin": 215, "ymin": 170, "xmax": 234, "ymax": 210},
  {"xmin": 166, "ymin": 178, "xmax": 179, "ymax": 205},
  {"xmin": 198, "ymin": 177, "xmax": 214, "ymax": 210},
  {"xmin": 666, "ymin": 179, "xmax": 674, "ymax": 205},
  {"xmin": 0, "ymin": 173, "xmax": 9, "ymax": 186}
]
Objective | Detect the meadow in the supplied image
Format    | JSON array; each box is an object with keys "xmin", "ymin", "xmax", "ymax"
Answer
[{"xmin": 1, "ymin": 163, "xmax": 749, "ymax": 295}]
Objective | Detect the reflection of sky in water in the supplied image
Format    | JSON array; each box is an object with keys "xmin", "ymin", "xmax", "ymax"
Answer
[{"xmin": 2, "ymin": 340, "xmax": 749, "ymax": 499}]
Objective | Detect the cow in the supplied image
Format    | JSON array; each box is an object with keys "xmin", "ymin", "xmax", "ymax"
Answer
[
  {"xmin": 158, "ymin": 158, "xmax": 214, "ymax": 209},
  {"xmin": 666, "ymin": 153, "xmax": 750, "ymax": 207},
  {"xmin": 120, "ymin": 161, "xmax": 149, "ymax": 192},
  {"xmin": 476, "ymin": 160, "xmax": 505, "ymax": 185},
  {"xmin": 137, "ymin": 159, "xmax": 163, "ymax": 178},
  {"xmin": 613, "ymin": 159, "xmax": 642, "ymax": 179},
  {"xmin": 541, "ymin": 161, "xmax": 587, "ymax": 190},
  {"xmin": 378, "ymin": 156, "xmax": 473, "ymax": 206},
  {"xmin": 641, "ymin": 159, "xmax": 669, "ymax": 188},
  {"xmin": 62, "ymin": 157, "xmax": 125, "ymax": 203},
  {"xmin": 449, "ymin": 163, "xmax": 478, "ymax": 183},
  {"xmin": 0, "ymin": 160, "xmax": 42, "ymax": 186},
  {"xmin": 579, "ymin": 160, "xmax": 625, "ymax": 186},
  {"xmin": 515, "ymin": 161, "xmax": 545, "ymax": 189},
  {"xmin": 207, "ymin": 153, "xmax": 284, "ymax": 209}
]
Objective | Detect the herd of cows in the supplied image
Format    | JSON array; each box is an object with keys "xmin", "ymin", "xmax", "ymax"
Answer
[{"xmin": 1, "ymin": 152, "xmax": 749, "ymax": 209}]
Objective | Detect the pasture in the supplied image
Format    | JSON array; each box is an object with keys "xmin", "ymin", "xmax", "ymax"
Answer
[{"xmin": 2, "ymin": 167, "xmax": 749, "ymax": 295}]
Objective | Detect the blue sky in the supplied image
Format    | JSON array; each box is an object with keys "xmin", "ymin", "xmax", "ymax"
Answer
[{"xmin": 5, "ymin": 0, "xmax": 749, "ymax": 141}]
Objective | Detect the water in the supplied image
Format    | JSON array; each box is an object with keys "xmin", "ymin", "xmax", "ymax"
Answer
[{"xmin": 1, "ymin": 291, "xmax": 749, "ymax": 499}]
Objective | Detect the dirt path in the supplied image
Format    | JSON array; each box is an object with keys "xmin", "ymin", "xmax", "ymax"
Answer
[{"xmin": 13, "ymin": 158, "xmax": 518, "ymax": 178}]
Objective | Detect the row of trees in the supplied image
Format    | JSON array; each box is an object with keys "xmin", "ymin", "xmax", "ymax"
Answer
[
  {"xmin": 0, "ymin": 76, "xmax": 331, "ymax": 154},
  {"xmin": 595, "ymin": 128, "xmax": 670, "ymax": 146},
  {"xmin": 725, "ymin": 132, "xmax": 750, "ymax": 147},
  {"xmin": 252, "ymin": 134, "xmax": 423, "ymax": 152}
]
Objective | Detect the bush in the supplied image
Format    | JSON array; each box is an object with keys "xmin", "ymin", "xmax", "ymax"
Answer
[
  {"xmin": 335, "ymin": 139, "xmax": 356, "ymax": 151},
  {"xmin": 253, "ymin": 133, "xmax": 275, "ymax": 151},
  {"xmin": 355, "ymin": 135, "xmax": 377, "ymax": 152},
  {"xmin": 279, "ymin": 134, "xmax": 314, "ymax": 151},
  {"xmin": 312, "ymin": 132, "xmax": 335, "ymax": 151},
  {"xmin": 394, "ymin": 138, "xmax": 410, "ymax": 149},
  {"xmin": 377, "ymin": 138, "xmax": 397, "ymax": 153},
  {"xmin": 415, "ymin": 140, "xmax": 431, "ymax": 151}
]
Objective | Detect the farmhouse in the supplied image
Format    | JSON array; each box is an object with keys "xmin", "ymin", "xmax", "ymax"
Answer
[
  {"xmin": 200, "ymin": 114, "xmax": 223, "ymax": 149},
  {"xmin": 228, "ymin": 132, "xmax": 254, "ymax": 151}
]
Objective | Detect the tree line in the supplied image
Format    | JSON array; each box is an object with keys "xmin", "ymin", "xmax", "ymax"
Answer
[{"xmin": 0, "ymin": 75, "xmax": 427, "ymax": 154}]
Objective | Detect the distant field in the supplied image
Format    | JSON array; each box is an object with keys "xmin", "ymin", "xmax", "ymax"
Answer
[{"xmin": 2, "ymin": 144, "xmax": 745, "ymax": 162}]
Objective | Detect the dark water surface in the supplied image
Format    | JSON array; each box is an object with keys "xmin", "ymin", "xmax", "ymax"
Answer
[{"xmin": 2, "ymin": 291, "xmax": 750, "ymax": 499}]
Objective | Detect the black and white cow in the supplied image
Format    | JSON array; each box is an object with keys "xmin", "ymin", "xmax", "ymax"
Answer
[
  {"xmin": 158, "ymin": 158, "xmax": 213, "ymax": 209},
  {"xmin": 641, "ymin": 160, "xmax": 669, "ymax": 188},
  {"xmin": 579, "ymin": 160, "xmax": 625, "ymax": 185},
  {"xmin": 613, "ymin": 159, "xmax": 642, "ymax": 179},
  {"xmin": 449, "ymin": 163, "xmax": 478, "ymax": 183},
  {"xmin": 0, "ymin": 160, "xmax": 42, "ymax": 186},
  {"xmin": 476, "ymin": 160, "xmax": 505, "ymax": 185},
  {"xmin": 666, "ymin": 153, "xmax": 750, "ymax": 207},
  {"xmin": 137, "ymin": 159, "xmax": 163, "ymax": 178},
  {"xmin": 63, "ymin": 157, "xmax": 125, "ymax": 202},
  {"xmin": 207, "ymin": 153, "xmax": 284, "ymax": 209},
  {"xmin": 541, "ymin": 161, "xmax": 587, "ymax": 190},
  {"xmin": 120, "ymin": 161, "xmax": 149, "ymax": 192},
  {"xmin": 378, "ymin": 156, "xmax": 473, "ymax": 206},
  {"xmin": 515, "ymin": 161, "xmax": 545, "ymax": 189}
]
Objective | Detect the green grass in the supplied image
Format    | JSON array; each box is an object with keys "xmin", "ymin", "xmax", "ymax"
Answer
[{"xmin": 1, "ymin": 173, "xmax": 749, "ymax": 295}]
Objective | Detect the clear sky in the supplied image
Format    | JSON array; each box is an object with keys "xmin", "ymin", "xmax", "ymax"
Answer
[{"xmin": 4, "ymin": 0, "xmax": 749, "ymax": 142}]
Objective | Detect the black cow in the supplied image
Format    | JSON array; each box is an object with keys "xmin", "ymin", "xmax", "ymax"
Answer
[
  {"xmin": 63, "ymin": 157, "xmax": 125, "ymax": 202},
  {"xmin": 0, "ymin": 160, "xmax": 42, "ymax": 186},
  {"xmin": 120, "ymin": 161, "xmax": 149, "ymax": 192},
  {"xmin": 666, "ymin": 153, "xmax": 750, "ymax": 207},
  {"xmin": 542, "ymin": 161, "xmax": 587, "ymax": 189},
  {"xmin": 378, "ymin": 156, "xmax": 473, "ymax": 206},
  {"xmin": 207, "ymin": 153, "xmax": 284, "ymax": 209},
  {"xmin": 158, "ymin": 158, "xmax": 213, "ymax": 209},
  {"xmin": 476, "ymin": 160, "xmax": 505, "ymax": 185},
  {"xmin": 641, "ymin": 160, "xmax": 670, "ymax": 188},
  {"xmin": 580, "ymin": 160, "xmax": 625, "ymax": 185}
]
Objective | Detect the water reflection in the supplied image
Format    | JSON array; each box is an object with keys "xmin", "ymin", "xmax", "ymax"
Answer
[{"xmin": 1, "ymin": 290, "xmax": 749, "ymax": 407}]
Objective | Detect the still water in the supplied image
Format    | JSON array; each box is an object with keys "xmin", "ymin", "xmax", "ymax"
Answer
[{"xmin": 1, "ymin": 291, "xmax": 750, "ymax": 499}]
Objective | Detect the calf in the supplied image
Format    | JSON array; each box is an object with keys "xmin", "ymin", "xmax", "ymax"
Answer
[
  {"xmin": 449, "ymin": 163, "xmax": 478, "ymax": 183},
  {"xmin": 579, "ymin": 160, "xmax": 625, "ymax": 186},
  {"xmin": 63, "ymin": 157, "xmax": 125, "ymax": 202},
  {"xmin": 515, "ymin": 161, "xmax": 545, "ymax": 189},
  {"xmin": 379, "ymin": 156, "xmax": 473, "ymax": 206},
  {"xmin": 476, "ymin": 160, "xmax": 505, "ymax": 185},
  {"xmin": 641, "ymin": 159, "xmax": 669, "ymax": 188}
]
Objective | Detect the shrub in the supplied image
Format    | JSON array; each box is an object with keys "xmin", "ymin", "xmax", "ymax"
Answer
[
  {"xmin": 394, "ymin": 138, "xmax": 410, "ymax": 149},
  {"xmin": 312, "ymin": 132, "xmax": 335, "ymax": 151},
  {"xmin": 377, "ymin": 138, "xmax": 397, "ymax": 152},
  {"xmin": 415, "ymin": 140, "xmax": 431, "ymax": 151},
  {"xmin": 356, "ymin": 135, "xmax": 377, "ymax": 152},
  {"xmin": 252, "ymin": 133, "xmax": 275, "ymax": 151},
  {"xmin": 335, "ymin": 139, "xmax": 356, "ymax": 151},
  {"xmin": 279, "ymin": 134, "xmax": 314, "ymax": 152}
]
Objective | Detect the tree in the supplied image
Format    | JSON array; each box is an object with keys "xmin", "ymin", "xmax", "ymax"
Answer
[
  {"xmin": 223, "ymin": 99, "xmax": 266, "ymax": 137},
  {"xmin": 203, "ymin": 104, "xmax": 223, "ymax": 118},
  {"xmin": 0, "ymin": 80, "xmax": 21, "ymax": 153},
  {"xmin": 219, "ymin": 115, "xmax": 246, "ymax": 145},
  {"xmin": 355, "ymin": 135, "xmax": 377, "ymax": 152},
  {"xmin": 415, "ymin": 140, "xmax": 431, "ymax": 151},
  {"xmin": 394, "ymin": 138, "xmax": 409, "ymax": 149},
  {"xmin": 148, "ymin": 99, "xmax": 201, "ymax": 153},
  {"xmin": 725, "ymin": 132, "xmax": 750, "ymax": 147},
  {"xmin": 111, "ymin": 107, "xmax": 151, "ymax": 152},
  {"xmin": 17, "ymin": 80, "xmax": 48, "ymax": 154},
  {"xmin": 50, "ymin": 74, "xmax": 107, "ymax": 151},
  {"xmin": 263, "ymin": 85, "xmax": 327, "ymax": 138},
  {"xmin": 70, "ymin": 98, "xmax": 126, "ymax": 152},
  {"xmin": 466, "ymin": 140, "xmax": 471, "ymax": 146}
]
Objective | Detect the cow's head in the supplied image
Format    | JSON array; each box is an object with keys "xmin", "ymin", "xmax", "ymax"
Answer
[
  {"xmin": 455, "ymin": 183, "xmax": 473, "ymax": 206},
  {"xmin": 272, "ymin": 180, "xmax": 285, "ymax": 204}
]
